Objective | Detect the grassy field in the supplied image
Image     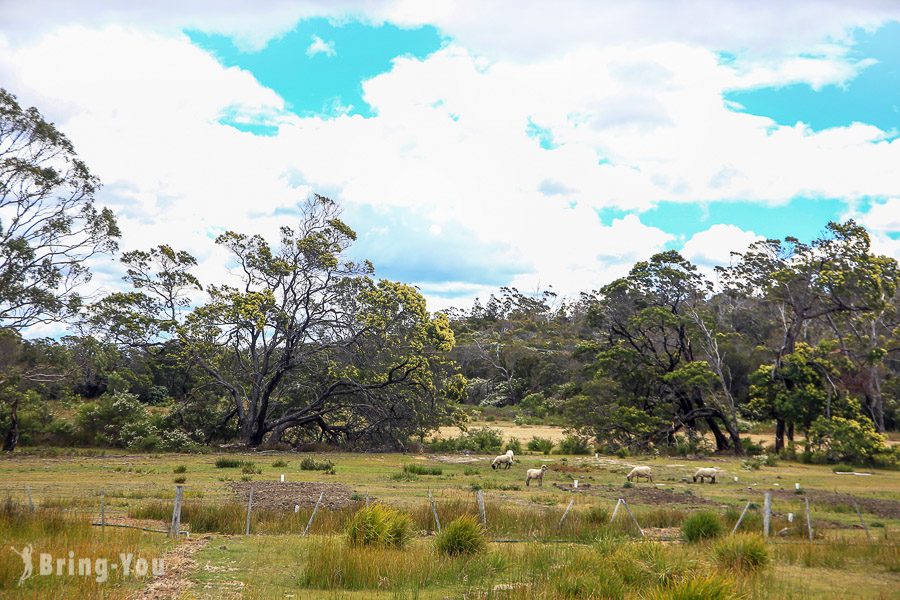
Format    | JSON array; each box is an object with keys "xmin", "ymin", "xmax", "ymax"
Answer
[{"xmin": 1, "ymin": 447, "xmax": 898, "ymax": 598}]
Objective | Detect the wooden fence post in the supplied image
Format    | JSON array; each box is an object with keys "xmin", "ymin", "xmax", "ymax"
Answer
[
  {"xmin": 763, "ymin": 492, "xmax": 771, "ymax": 539},
  {"xmin": 304, "ymin": 492, "xmax": 324, "ymax": 536},
  {"xmin": 244, "ymin": 488, "xmax": 254, "ymax": 536},
  {"xmin": 26, "ymin": 486, "xmax": 34, "ymax": 512},
  {"xmin": 429, "ymin": 490, "xmax": 441, "ymax": 534},
  {"xmin": 731, "ymin": 501, "xmax": 751, "ymax": 535},
  {"xmin": 610, "ymin": 498, "xmax": 622, "ymax": 523},
  {"xmin": 854, "ymin": 502, "xmax": 872, "ymax": 543},
  {"xmin": 169, "ymin": 485, "xmax": 183, "ymax": 539},
  {"xmin": 804, "ymin": 498, "xmax": 813, "ymax": 542},
  {"xmin": 100, "ymin": 493, "xmax": 105, "ymax": 532},
  {"xmin": 365, "ymin": 494, "xmax": 370, "ymax": 508},
  {"xmin": 621, "ymin": 498, "xmax": 644, "ymax": 538},
  {"xmin": 558, "ymin": 498, "xmax": 575, "ymax": 530},
  {"xmin": 476, "ymin": 490, "xmax": 487, "ymax": 528}
]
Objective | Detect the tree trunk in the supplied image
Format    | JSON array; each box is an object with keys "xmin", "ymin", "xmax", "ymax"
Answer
[
  {"xmin": 705, "ymin": 417, "xmax": 729, "ymax": 451},
  {"xmin": 787, "ymin": 421, "xmax": 794, "ymax": 444},
  {"xmin": 2, "ymin": 396, "xmax": 19, "ymax": 452},
  {"xmin": 775, "ymin": 419, "xmax": 785, "ymax": 453},
  {"xmin": 721, "ymin": 417, "xmax": 745, "ymax": 455}
]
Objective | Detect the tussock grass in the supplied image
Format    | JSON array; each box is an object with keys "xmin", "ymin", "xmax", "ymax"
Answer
[
  {"xmin": 346, "ymin": 504, "xmax": 413, "ymax": 548},
  {"xmin": 435, "ymin": 515, "xmax": 487, "ymax": 556},
  {"xmin": 712, "ymin": 534, "xmax": 769, "ymax": 572},
  {"xmin": 402, "ymin": 463, "xmax": 443, "ymax": 476}
]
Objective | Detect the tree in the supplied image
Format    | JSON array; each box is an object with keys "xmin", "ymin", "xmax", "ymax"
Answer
[{"xmin": 0, "ymin": 89, "xmax": 119, "ymax": 330}]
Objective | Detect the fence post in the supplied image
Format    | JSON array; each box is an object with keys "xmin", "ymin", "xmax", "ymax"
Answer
[
  {"xmin": 100, "ymin": 493, "xmax": 105, "ymax": 532},
  {"xmin": 558, "ymin": 498, "xmax": 575, "ymax": 530},
  {"xmin": 731, "ymin": 501, "xmax": 751, "ymax": 535},
  {"xmin": 245, "ymin": 488, "xmax": 254, "ymax": 536},
  {"xmin": 476, "ymin": 489, "xmax": 487, "ymax": 528},
  {"xmin": 621, "ymin": 498, "xmax": 644, "ymax": 538},
  {"xmin": 763, "ymin": 492, "xmax": 771, "ymax": 539},
  {"xmin": 804, "ymin": 497, "xmax": 813, "ymax": 542},
  {"xmin": 304, "ymin": 491, "xmax": 324, "ymax": 536},
  {"xmin": 365, "ymin": 494, "xmax": 370, "ymax": 508},
  {"xmin": 854, "ymin": 502, "xmax": 872, "ymax": 543},
  {"xmin": 169, "ymin": 485, "xmax": 183, "ymax": 539},
  {"xmin": 429, "ymin": 490, "xmax": 441, "ymax": 534},
  {"xmin": 26, "ymin": 486, "xmax": 34, "ymax": 512},
  {"xmin": 610, "ymin": 498, "xmax": 622, "ymax": 523}
]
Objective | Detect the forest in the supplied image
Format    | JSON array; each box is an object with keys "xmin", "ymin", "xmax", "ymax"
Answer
[{"xmin": 2, "ymin": 87, "xmax": 898, "ymax": 468}]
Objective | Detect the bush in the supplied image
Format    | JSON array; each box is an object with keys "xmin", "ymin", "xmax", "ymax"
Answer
[
  {"xmin": 527, "ymin": 436, "xmax": 554, "ymax": 454},
  {"xmin": 173, "ymin": 465, "xmax": 187, "ymax": 474},
  {"xmin": 434, "ymin": 515, "xmax": 487, "ymax": 556},
  {"xmin": 215, "ymin": 458, "xmax": 242, "ymax": 468},
  {"xmin": 345, "ymin": 504, "xmax": 412, "ymax": 548},
  {"xmin": 808, "ymin": 416, "xmax": 888, "ymax": 465},
  {"xmin": 402, "ymin": 464, "xmax": 443, "ymax": 476},
  {"xmin": 505, "ymin": 437, "xmax": 522, "ymax": 454},
  {"xmin": 173, "ymin": 476, "xmax": 187, "ymax": 484},
  {"xmin": 557, "ymin": 434, "xmax": 592, "ymax": 455},
  {"xmin": 271, "ymin": 459, "xmax": 288, "ymax": 468},
  {"xmin": 300, "ymin": 457, "xmax": 335, "ymax": 472},
  {"xmin": 681, "ymin": 511, "xmax": 723, "ymax": 543},
  {"xmin": 428, "ymin": 427, "xmax": 504, "ymax": 454},
  {"xmin": 742, "ymin": 454, "xmax": 776, "ymax": 470},
  {"xmin": 241, "ymin": 462, "xmax": 262, "ymax": 474},
  {"xmin": 712, "ymin": 534, "xmax": 769, "ymax": 572}
]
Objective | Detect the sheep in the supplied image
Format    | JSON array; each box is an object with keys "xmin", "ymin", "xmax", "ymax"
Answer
[
  {"xmin": 492, "ymin": 450, "xmax": 515, "ymax": 470},
  {"xmin": 692, "ymin": 467, "xmax": 719, "ymax": 483},
  {"xmin": 625, "ymin": 466, "xmax": 653, "ymax": 483},
  {"xmin": 525, "ymin": 464, "xmax": 548, "ymax": 486}
]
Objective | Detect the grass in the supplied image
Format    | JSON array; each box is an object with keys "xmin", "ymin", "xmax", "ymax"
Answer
[{"xmin": 402, "ymin": 463, "xmax": 443, "ymax": 476}]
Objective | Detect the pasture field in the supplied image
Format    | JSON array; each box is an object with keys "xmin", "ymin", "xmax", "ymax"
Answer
[{"xmin": 1, "ymin": 448, "xmax": 898, "ymax": 598}]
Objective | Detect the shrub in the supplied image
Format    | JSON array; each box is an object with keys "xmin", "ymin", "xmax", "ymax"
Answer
[
  {"xmin": 402, "ymin": 464, "xmax": 443, "ymax": 476},
  {"xmin": 428, "ymin": 427, "xmax": 504, "ymax": 454},
  {"xmin": 173, "ymin": 465, "xmax": 187, "ymax": 474},
  {"xmin": 505, "ymin": 437, "xmax": 522, "ymax": 454},
  {"xmin": 742, "ymin": 454, "xmax": 776, "ymax": 470},
  {"xmin": 215, "ymin": 458, "xmax": 242, "ymax": 468},
  {"xmin": 712, "ymin": 534, "xmax": 769, "ymax": 572},
  {"xmin": 434, "ymin": 515, "xmax": 487, "ymax": 556},
  {"xmin": 527, "ymin": 436, "xmax": 554, "ymax": 454},
  {"xmin": 345, "ymin": 504, "xmax": 412, "ymax": 548},
  {"xmin": 271, "ymin": 459, "xmax": 288, "ymax": 468},
  {"xmin": 241, "ymin": 463, "xmax": 262, "ymax": 475},
  {"xmin": 300, "ymin": 457, "xmax": 335, "ymax": 472},
  {"xmin": 558, "ymin": 434, "xmax": 592, "ymax": 455},
  {"xmin": 648, "ymin": 574, "xmax": 735, "ymax": 600},
  {"xmin": 809, "ymin": 416, "xmax": 888, "ymax": 465},
  {"xmin": 173, "ymin": 476, "xmax": 187, "ymax": 484},
  {"xmin": 681, "ymin": 511, "xmax": 723, "ymax": 543}
]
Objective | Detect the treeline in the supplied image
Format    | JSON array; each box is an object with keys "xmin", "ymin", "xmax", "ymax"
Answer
[
  {"xmin": 447, "ymin": 224, "xmax": 900, "ymax": 465},
  {"xmin": 0, "ymin": 87, "xmax": 897, "ymax": 465}
]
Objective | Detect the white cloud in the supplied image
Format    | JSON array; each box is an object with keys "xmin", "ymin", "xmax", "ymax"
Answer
[
  {"xmin": 306, "ymin": 34, "xmax": 336, "ymax": 57},
  {"xmin": 680, "ymin": 224, "xmax": 764, "ymax": 281}
]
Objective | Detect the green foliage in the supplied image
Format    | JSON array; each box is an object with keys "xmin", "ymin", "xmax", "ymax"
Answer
[
  {"xmin": 808, "ymin": 415, "xmax": 888, "ymax": 465},
  {"xmin": 681, "ymin": 511, "xmax": 723, "ymax": 542},
  {"xmin": 712, "ymin": 534, "xmax": 769, "ymax": 572},
  {"xmin": 585, "ymin": 505, "xmax": 610, "ymax": 524},
  {"xmin": 742, "ymin": 454, "xmax": 777, "ymax": 470},
  {"xmin": 345, "ymin": 504, "xmax": 412, "ymax": 548},
  {"xmin": 434, "ymin": 515, "xmax": 487, "ymax": 556},
  {"xmin": 557, "ymin": 434, "xmax": 592, "ymax": 455},
  {"xmin": 173, "ymin": 476, "xmax": 187, "ymax": 484},
  {"xmin": 504, "ymin": 437, "xmax": 522, "ymax": 454},
  {"xmin": 428, "ymin": 427, "xmax": 503, "ymax": 453},
  {"xmin": 241, "ymin": 462, "xmax": 262, "ymax": 475},
  {"xmin": 173, "ymin": 464, "xmax": 187, "ymax": 474},
  {"xmin": 527, "ymin": 436, "xmax": 554, "ymax": 454},
  {"xmin": 402, "ymin": 464, "xmax": 442, "ymax": 476},
  {"xmin": 300, "ymin": 457, "xmax": 335, "ymax": 472},
  {"xmin": 646, "ymin": 574, "xmax": 736, "ymax": 600},
  {"xmin": 215, "ymin": 458, "xmax": 242, "ymax": 468},
  {"xmin": 271, "ymin": 459, "xmax": 288, "ymax": 468}
]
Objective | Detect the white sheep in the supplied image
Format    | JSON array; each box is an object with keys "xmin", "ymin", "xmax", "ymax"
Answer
[
  {"xmin": 692, "ymin": 467, "xmax": 719, "ymax": 483},
  {"xmin": 626, "ymin": 466, "xmax": 653, "ymax": 483},
  {"xmin": 525, "ymin": 464, "xmax": 548, "ymax": 486},
  {"xmin": 492, "ymin": 449, "xmax": 515, "ymax": 470}
]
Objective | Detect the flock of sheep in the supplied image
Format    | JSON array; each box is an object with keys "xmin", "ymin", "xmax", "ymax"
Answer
[{"xmin": 492, "ymin": 450, "xmax": 720, "ymax": 486}]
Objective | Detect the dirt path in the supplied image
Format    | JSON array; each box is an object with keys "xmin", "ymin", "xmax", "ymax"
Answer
[{"xmin": 128, "ymin": 536, "xmax": 210, "ymax": 600}]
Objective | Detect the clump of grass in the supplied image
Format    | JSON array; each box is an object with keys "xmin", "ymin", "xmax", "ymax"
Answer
[
  {"xmin": 241, "ymin": 462, "xmax": 262, "ymax": 474},
  {"xmin": 346, "ymin": 504, "xmax": 413, "ymax": 548},
  {"xmin": 712, "ymin": 534, "xmax": 769, "ymax": 572},
  {"xmin": 300, "ymin": 456, "xmax": 335, "ymax": 472},
  {"xmin": 271, "ymin": 459, "xmax": 288, "ymax": 468},
  {"xmin": 586, "ymin": 505, "xmax": 610, "ymax": 525},
  {"xmin": 646, "ymin": 574, "xmax": 736, "ymax": 600},
  {"xmin": 463, "ymin": 467, "xmax": 478, "ymax": 475},
  {"xmin": 173, "ymin": 476, "xmax": 187, "ymax": 484},
  {"xmin": 215, "ymin": 457, "xmax": 242, "ymax": 468},
  {"xmin": 681, "ymin": 511, "xmax": 723, "ymax": 543},
  {"xmin": 402, "ymin": 463, "xmax": 443, "ymax": 476},
  {"xmin": 173, "ymin": 464, "xmax": 187, "ymax": 474},
  {"xmin": 435, "ymin": 515, "xmax": 487, "ymax": 556}
]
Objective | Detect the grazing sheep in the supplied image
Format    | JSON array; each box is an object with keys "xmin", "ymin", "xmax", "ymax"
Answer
[
  {"xmin": 525, "ymin": 465, "xmax": 548, "ymax": 486},
  {"xmin": 492, "ymin": 450, "xmax": 515, "ymax": 470},
  {"xmin": 692, "ymin": 467, "xmax": 719, "ymax": 483},
  {"xmin": 626, "ymin": 466, "xmax": 653, "ymax": 483}
]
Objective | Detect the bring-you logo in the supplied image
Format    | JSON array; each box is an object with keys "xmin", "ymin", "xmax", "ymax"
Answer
[{"xmin": 9, "ymin": 545, "xmax": 164, "ymax": 586}]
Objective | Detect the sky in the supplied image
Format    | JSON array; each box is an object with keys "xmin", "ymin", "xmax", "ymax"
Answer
[{"xmin": 1, "ymin": 1, "xmax": 899, "ymax": 331}]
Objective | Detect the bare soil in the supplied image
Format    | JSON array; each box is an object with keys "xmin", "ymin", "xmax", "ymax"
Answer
[
  {"xmin": 227, "ymin": 481, "xmax": 358, "ymax": 510},
  {"xmin": 760, "ymin": 487, "xmax": 900, "ymax": 519},
  {"xmin": 552, "ymin": 482, "xmax": 719, "ymax": 507},
  {"xmin": 128, "ymin": 536, "xmax": 210, "ymax": 600}
]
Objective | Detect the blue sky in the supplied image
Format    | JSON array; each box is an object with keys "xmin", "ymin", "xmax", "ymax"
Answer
[{"xmin": 2, "ymin": 2, "xmax": 899, "ymax": 320}]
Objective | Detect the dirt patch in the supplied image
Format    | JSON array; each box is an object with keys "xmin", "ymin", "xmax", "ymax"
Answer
[
  {"xmin": 553, "ymin": 482, "xmax": 719, "ymax": 508},
  {"xmin": 761, "ymin": 488, "xmax": 900, "ymax": 519},
  {"xmin": 128, "ymin": 536, "xmax": 210, "ymax": 600},
  {"xmin": 227, "ymin": 481, "xmax": 358, "ymax": 510}
]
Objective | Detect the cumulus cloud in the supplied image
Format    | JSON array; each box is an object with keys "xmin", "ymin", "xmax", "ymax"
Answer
[{"xmin": 306, "ymin": 34, "xmax": 336, "ymax": 57}]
